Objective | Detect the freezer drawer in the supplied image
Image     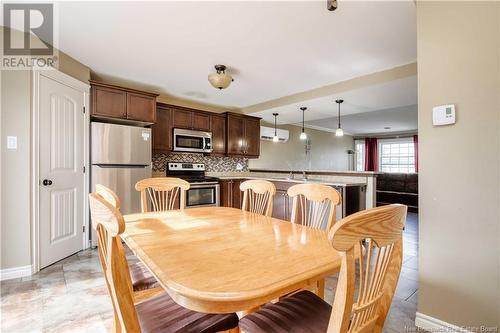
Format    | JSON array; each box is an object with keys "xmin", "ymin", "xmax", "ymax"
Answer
[
  {"xmin": 91, "ymin": 165, "xmax": 151, "ymax": 215},
  {"xmin": 91, "ymin": 122, "xmax": 151, "ymax": 165}
]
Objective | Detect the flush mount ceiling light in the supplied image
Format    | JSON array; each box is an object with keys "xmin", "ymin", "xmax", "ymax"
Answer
[
  {"xmin": 299, "ymin": 107, "xmax": 307, "ymax": 140},
  {"xmin": 208, "ymin": 65, "xmax": 234, "ymax": 90},
  {"xmin": 335, "ymin": 99, "xmax": 344, "ymax": 137},
  {"xmin": 272, "ymin": 113, "xmax": 280, "ymax": 142}
]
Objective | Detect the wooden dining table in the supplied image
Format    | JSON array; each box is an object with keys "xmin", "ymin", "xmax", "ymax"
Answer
[{"xmin": 122, "ymin": 206, "xmax": 342, "ymax": 314}]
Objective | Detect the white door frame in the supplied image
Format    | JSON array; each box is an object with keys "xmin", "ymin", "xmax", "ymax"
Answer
[{"xmin": 31, "ymin": 68, "xmax": 90, "ymax": 273}]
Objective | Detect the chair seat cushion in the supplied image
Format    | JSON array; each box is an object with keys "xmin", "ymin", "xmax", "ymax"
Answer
[
  {"xmin": 136, "ymin": 293, "xmax": 239, "ymax": 333},
  {"xmin": 129, "ymin": 261, "xmax": 160, "ymax": 291},
  {"xmin": 239, "ymin": 291, "xmax": 332, "ymax": 333}
]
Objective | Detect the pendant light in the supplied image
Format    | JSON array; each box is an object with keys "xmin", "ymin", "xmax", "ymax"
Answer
[
  {"xmin": 335, "ymin": 99, "xmax": 344, "ymax": 137},
  {"xmin": 299, "ymin": 107, "xmax": 307, "ymax": 140},
  {"xmin": 272, "ymin": 113, "xmax": 279, "ymax": 142}
]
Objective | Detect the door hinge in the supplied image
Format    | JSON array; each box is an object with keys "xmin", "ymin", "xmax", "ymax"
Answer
[
  {"xmin": 83, "ymin": 226, "xmax": 86, "ymax": 232},
  {"xmin": 83, "ymin": 106, "xmax": 86, "ymax": 114},
  {"xmin": 83, "ymin": 166, "xmax": 86, "ymax": 173}
]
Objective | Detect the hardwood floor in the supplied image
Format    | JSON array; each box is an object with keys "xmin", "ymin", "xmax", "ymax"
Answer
[{"xmin": 1, "ymin": 213, "xmax": 420, "ymax": 333}]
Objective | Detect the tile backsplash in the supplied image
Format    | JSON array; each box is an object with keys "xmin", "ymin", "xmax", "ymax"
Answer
[{"xmin": 152, "ymin": 153, "xmax": 249, "ymax": 173}]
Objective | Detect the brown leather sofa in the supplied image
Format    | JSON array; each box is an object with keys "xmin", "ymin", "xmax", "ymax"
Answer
[{"xmin": 376, "ymin": 173, "xmax": 418, "ymax": 213}]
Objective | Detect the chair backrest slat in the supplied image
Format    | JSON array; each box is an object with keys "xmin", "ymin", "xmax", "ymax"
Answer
[
  {"xmin": 89, "ymin": 193, "xmax": 141, "ymax": 333},
  {"xmin": 326, "ymin": 204, "xmax": 407, "ymax": 333},
  {"xmin": 288, "ymin": 183, "xmax": 341, "ymax": 230},
  {"xmin": 136, "ymin": 177, "xmax": 190, "ymax": 212},
  {"xmin": 240, "ymin": 180, "xmax": 276, "ymax": 217}
]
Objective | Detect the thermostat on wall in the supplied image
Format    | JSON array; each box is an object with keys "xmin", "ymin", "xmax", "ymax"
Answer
[{"xmin": 433, "ymin": 104, "xmax": 456, "ymax": 126}]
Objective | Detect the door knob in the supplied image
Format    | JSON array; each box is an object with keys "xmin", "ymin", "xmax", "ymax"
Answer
[{"xmin": 42, "ymin": 179, "xmax": 53, "ymax": 186}]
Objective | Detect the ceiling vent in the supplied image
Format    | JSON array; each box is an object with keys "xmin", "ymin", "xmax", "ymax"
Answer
[{"xmin": 260, "ymin": 126, "xmax": 289, "ymax": 143}]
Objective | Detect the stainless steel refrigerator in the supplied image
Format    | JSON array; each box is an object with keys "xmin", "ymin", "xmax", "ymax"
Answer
[{"xmin": 91, "ymin": 122, "xmax": 151, "ymax": 245}]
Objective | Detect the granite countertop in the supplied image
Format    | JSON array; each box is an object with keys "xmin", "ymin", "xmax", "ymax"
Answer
[
  {"xmin": 214, "ymin": 175, "xmax": 366, "ymax": 187},
  {"xmin": 248, "ymin": 168, "xmax": 380, "ymax": 177}
]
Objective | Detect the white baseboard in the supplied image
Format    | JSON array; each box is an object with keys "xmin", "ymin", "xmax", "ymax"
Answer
[
  {"xmin": 0, "ymin": 265, "xmax": 33, "ymax": 281},
  {"xmin": 415, "ymin": 312, "xmax": 474, "ymax": 333}
]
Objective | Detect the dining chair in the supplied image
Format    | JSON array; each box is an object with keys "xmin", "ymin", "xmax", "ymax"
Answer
[
  {"xmin": 287, "ymin": 183, "xmax": 342, "ymax": 231},
  {"xmin": 287, "ymin": 183, "xmax": 342, "ymax": 298},
  {"xmin": 135, "ymin": 177, "xmax": 190, "ymax": 212},
  {"xmin": 89, "ymin": 192, "xmax": 240, "ymax": 333},
  {"xmin": 95, "ymin": 185, "xmax": 160, "ymax": 294},
  {"xmin": 240, "ymin": 179, "xmax": 276, "ymax": 217},
  {"xmin": 239, "ymin": 204, "xmax": 407, "ymax": 333}
]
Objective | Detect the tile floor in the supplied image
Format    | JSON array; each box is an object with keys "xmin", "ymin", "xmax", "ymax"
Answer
[{"xmin": 1, "ymin": 213, "xmax": 420, "ymax": 333}]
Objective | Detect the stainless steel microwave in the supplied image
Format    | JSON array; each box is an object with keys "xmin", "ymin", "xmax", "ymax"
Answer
[{"xmin": 173, "ymin": 128, "xmax": 213, "ymax": 153}]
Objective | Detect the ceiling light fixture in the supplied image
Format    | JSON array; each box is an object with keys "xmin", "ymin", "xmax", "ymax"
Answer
[
  {"xmin": 299, "ymin": 107, "xmax": 307, "ymax": 140},
  {"xmin": 272, "ymin": 113, "xmax": 279, "ymax": 142},
  {"xmin": 335, "ymin": 99, "xmax": 344, "ymax": 137},
  {"xmin": 208, "ymin": 65, "xmax": 234, "ymax": 90}
]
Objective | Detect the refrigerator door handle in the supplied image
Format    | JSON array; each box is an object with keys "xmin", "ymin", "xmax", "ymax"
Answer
[{"xmin": 93, "ymin": 164, "xmax": 149, "ymax": 168}]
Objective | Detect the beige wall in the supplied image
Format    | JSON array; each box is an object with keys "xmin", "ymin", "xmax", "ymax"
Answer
[
  {"xmin": 249, "ymin": 124, "xmax": 354, "ymax": 171},
  {"xmin": 1, "ymin": 70, "xmax": 32, "ymax": 269},
  {"xmin": 417, "ymin": 1, "xmax": 499, "ymax": 329},
  {"xmin": 0, "ymin": 28, "xmax": 90, "ymax": 270}
]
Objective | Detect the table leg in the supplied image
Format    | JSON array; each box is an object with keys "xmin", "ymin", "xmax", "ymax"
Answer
[
  {"xmin": 237, "ymin": 306, "xmax": 261, "ymax": 318},
  {"xmin": 317, "ymin": 279, "xmax": 325, "ymax": 299}
]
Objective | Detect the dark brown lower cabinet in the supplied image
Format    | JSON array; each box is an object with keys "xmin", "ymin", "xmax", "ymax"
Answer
[
  {"xmin": 272, "ymin": 190, "xmax": 290, "ymax": 220},
  {"xmin": 220, "ymin": 179, "xmax": 244, "ymax": 209},
  {"xmin": 220, "ymin": 179, "xmax": 293, "ymax": 220}
]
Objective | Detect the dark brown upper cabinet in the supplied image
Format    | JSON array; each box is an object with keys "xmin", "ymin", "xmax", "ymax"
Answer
[
  {"xmin": 172, "ymin": 109, "xmax": 192, "ymax": 129},
  {"xmin": 172, "ymin": 107, "xmax": 211, "ymax": 131},
  {"xmin": 226, "ymin": 113, "xmax": 261, "ymax": 158},
  {"xmin": 226, "ymin": 114, "xmax": 245, "ymax": 155},
  {"xmin": 127, "ymin": 92, "xmax": 156, "ymax": 123},
  {"xmin": 91, "ymin": 85, "xmax": 127, "ymax": 119},
  {"xmin": 244, "ymin": 117, "xmax": 261, "ymax": 157},
  {"xmin": 152, "ymin": 103, "xmax": 172, "ymax": 152},
  {"xmin": 90, "ymin": 81, "xmax": 158, "ymax": 124},
  {"xmin": 210, "ymin": 114, "xmax": 226, "ymax": 156},
  {"xmin": 193, "ymin": 113, "xmax": 211, "ymax": 132}
]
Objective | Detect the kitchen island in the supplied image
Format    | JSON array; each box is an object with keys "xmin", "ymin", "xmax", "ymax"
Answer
[{"xmin": 210, "ymin": 169, "xmax": 379, "ymax": 222}]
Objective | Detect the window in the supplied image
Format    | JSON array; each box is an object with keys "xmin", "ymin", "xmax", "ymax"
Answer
[
  {"xmin": 355, "ymin": 140, "xmax": 365, "ymax": 171},
  {"xmin": 378, "ymin": 138, "xmax": 415, "ymax": 173}
]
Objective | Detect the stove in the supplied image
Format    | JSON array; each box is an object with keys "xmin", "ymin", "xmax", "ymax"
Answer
[
  {"xmin": 166, "ymin": 162, "xmax": 220, "ymax": 207},
  {"xmin": 166, "ymin": 163, "xmax": 218, "ymax": 183}
]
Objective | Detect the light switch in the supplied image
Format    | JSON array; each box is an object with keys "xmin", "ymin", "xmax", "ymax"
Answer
[{"xmin": 7, "ymin": 136, "xmax": 17, "ymax": 150}]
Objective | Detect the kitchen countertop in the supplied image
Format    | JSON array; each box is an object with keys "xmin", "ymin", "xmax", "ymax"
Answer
[
  {"xmin": 248, "ymin": 168, "xmax": 381, "ymax": 177},
  {"xmin": 214, "ymin": 175, "xmax": 366, "ymax": 187}
]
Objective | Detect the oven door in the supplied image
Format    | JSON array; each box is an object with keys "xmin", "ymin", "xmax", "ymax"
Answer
[
  {"xmin": 186, "ymin": 183, "xmax": 220, "ymax": 208},
  {"xmin": 173, "ymin": 128, "xmax": 212, "ymax": 153}
]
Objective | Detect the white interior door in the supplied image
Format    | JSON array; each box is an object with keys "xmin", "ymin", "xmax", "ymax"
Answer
[{"xmin": 39, "ymin": 74, "xmax": 85, "ymax": 268}]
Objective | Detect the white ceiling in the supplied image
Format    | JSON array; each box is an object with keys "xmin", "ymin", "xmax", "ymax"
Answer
[
  {"xmin": 252, "ymin": 75, "xmax": 417, "ymax": 123},
  {"xmin": 57, "ymin": 1, "xmax": 417, "ymax": 109},
  {"xmin": 305, "ymin": 104, "xmax": 418, "ymax": 135}
]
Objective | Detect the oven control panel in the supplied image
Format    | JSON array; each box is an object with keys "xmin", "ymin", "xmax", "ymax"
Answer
[{"xmin": 167, "ymin": 163, "xmax": 205, "ymax": 171}]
